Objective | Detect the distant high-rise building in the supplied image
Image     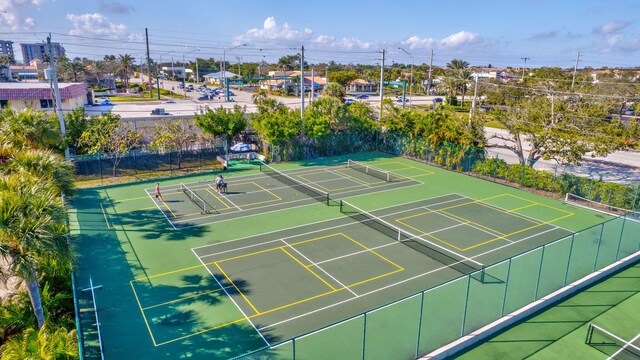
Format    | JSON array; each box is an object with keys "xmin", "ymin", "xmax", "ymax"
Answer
[
  {"xmin": 0, "ymin": 40, "xmax": 15, "ymax": 63},
  {"xmin": 21, "ymin": 42, "xmax": 66, "ymax": 64}
]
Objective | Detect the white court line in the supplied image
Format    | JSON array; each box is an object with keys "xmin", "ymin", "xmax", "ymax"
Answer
[
  {"xmin": 608, "ymin": 331, "xmax": 640, "ymax": 360},
  {"xmin": 191, "ymin": 248, "xmax": 270, "ymax": 346},
  {"xmin": 281, "ymin": 239, "xmax": 359, "ymax": 297},
  {"xmin": 258, "ymin": 226, "xmax": 572, "ymax": 332},
  {"xmin": 195, "ymin": 194, "xmax": 465, "ymax": 258},
  {"xmin": 453, "ymin": 193, "xmax": 572, "ymax": 233},
  {"xmin": 176, "ymin": 175, "xmax": 424, "ymax": 229},
  {"xmin": 207, "ymin": 184, "xmax": 242, "ymax": 211},
  {"xmin": 421, "ymin": 205, "xmax": 509, "ymax": 242},
  {"xmin": 144, "ymin": 189, "xmax": 177, "ymax": 230},
  {"xmin": 328, "ymin": 168, "xmax": 373, "ymax": 188}
]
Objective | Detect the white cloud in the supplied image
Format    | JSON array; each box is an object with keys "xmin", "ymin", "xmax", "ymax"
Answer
[
  {"xmin": 66, "ymin": 13, "xmax": 127, "ymax": 37},
  {"xmin": 401, "ymin": 35, "xmax": 436, "ymax": 49},
  {"xmin": 0, "ymin": 0, "xmax": 44, "ymax": 30},
  {"xmin": 593, "ymin": 21, "xmax": 630, "ymax": 35},
  {"xmin": 238, "ymin": 16, "xmax": 313, "ymax": 43},
  {"xmin": 439, "ymin": 31, "xmax": 481, "ymax": 49}
]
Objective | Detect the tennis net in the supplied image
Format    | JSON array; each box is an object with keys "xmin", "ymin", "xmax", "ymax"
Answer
[
  {"xmin": 347, "ymin": 159, "xmax": 408, "ymax": 182},
  {"xmin": 260, "ymin": 162, "xmax": 329, "ymax": 205},
  {"xmin": 180, "ymin": 182, "xmax": 209, "ymax": 214},
  {"xmin": 586, "ymin": 323, "xmax": 640, "ymax": 359},
  {"xmin": 340, "ymin": 200, "xmax": 484, "ymax": 275},
  {"xmin": 565, "ymin": 193, "xmax": 639, "ymax": 219}
]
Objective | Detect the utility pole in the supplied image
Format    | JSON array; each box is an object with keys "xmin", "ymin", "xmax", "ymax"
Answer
[
  {"xmin": 469, "ymin": 74, "xmax": 479, "ymax": 126},
  {"xmin": 311, "ymin": 66, "xmax": 315, "ymax": 101},
  {"xmin": 145, "ymin": 28, "xmax": 152, "ymax": 98},
  {"xmin": 426, "ymin": 49, "xmax": 433, "ymax": 95},
  {"xmin": 571, "ymin": 51, "xmax": 580, "ymax": 90},
  {"xmin": 521, "ymin": 57, "xmax": 529, "ymax": 80},
  {"xmin": 300, "ymin": 45, "xmax": 305, "ymax": 119},
  {"xmin": 379, "ymin": 49, "xmax": 385, "ymax": 121},
  {"xmin": 46, "ymin": 34, "xmax": 69, "ymax": 159}
]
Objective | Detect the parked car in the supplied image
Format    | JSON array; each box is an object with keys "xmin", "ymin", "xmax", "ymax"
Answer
[
  {"xmin": 163, "ymin": 100, "xmax": 176, "ymax": 104},
  {"xmin": 230, "ymin": 143, "xmax": 251, "ymax": 152},
  {"xmin": 345, "ymin": 98, "xmax": 356, "ymax": 105},
  {"xmin": 95, "ymin": 97, "xmax": 110, "ymax": 105},
  {"xmin": 433, "ymin": 97, "xmax": 444, "ymax": 104},
  {"xmin": 198, "ymin": 95, "xmax": 211, "ymax": 101},
  {"xmin": 355, "ymin": 94, "xmax": 369, "ymax": 99}
]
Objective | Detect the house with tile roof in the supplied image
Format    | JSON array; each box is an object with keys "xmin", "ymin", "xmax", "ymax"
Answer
[{"xmin": 0, "ymin": 82, "xmax": 87, "ymax": 111}]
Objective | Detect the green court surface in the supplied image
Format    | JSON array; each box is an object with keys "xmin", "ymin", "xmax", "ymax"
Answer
[
  {"xmin": 456, "ymin": 260, "xmax": 640, "ymax": 360},
  {"xmin": 70, "ymin": 153, "xmax": 614, "ymax": 359}
]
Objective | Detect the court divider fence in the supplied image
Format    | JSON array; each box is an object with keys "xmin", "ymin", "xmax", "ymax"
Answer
[{"xmin": 230, "ymin": 212, "xmax": 640, "ymax": 359}]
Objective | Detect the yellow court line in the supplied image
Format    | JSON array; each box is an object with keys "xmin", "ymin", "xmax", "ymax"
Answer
[
  {"xmin": 153, "ymin": 316, "xmax": 248, "ymax": 347},
  {"xmin": 99, "ymin": 203, "xmax": 112, "ymax": 229},
  {"xmin": 396, "ymin": 208, "xmax": 439, "ymax": 222},
  {"xmin": 130, "ymin": 281, "xmax": 158, "ymax": 346},
  {"xmin": 215, "ymin": 262, "xmax": 260, "ymax": 315},
  {"xmin": 233, "ymin": 197, "xmax": 282, "ymax": 209},
  {"xmin": 508, "ymin": 203, "xmax": 539, "ymax": 212},
  {"xmin": 435, "ymin": 194, "xmax": 507, "ymax": 212},
  {"xmin": 297, "ymin": 174, "xmax": 334, "ymax": 192},
  {"xmin": 333, "ymin": 168, "xmax": 377, "ymax": 186},
  {"xmin": 344, "ymin": 268, "xmax": 405, "ymax": 288},
  {"xmin": 473, "ymin": 202, "xmax": 541, "ymax": 225},
  {"xmin": 215, "ymin": 233, "xmax": 342, "ymax": 264},
  {"xmin": 251, "ymin": 181, "xmax": 283, "ymax": 201},
  {"xmin": 113, "ymin": 205, "xmax": 159, "ymax": 214},
  {"xmin": 134, "ymin": 263, "xmax": 208, "ymax": 281},
  {"xmin": 141, "ymin": 286, "xmax": 234, "ymax": 311},
  {"xmin": 280, "ymin": 247, "xmax": 337, "ymax": 291},
  {"xmin": 505, "ymin": 193, "xmax": 575, "ymax": 215},
  {"xmin": 204, "ymin": 188, "xmax": 234, "ymax": 210},
  {"xmin": 395, "ymin": 219, "xmax": 467, "ymax": 251},
  {"xmin": 340, "ymin": 233, "xmax": 404, "ymax": 270},
  {"xmin": 439, "ymin": 210, "xmax": 508, "ymax": 236},
  {"xmin": 461, "ymin": 213, "xmax": 575, "ymax": 251},
  {"xmin": 162, "ymin": 200, "xmax": 176, "ymax": 218}
]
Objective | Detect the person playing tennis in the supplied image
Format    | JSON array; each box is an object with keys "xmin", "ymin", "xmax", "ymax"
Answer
[
  {"xmin": 215, "ymin": 175, "xmax": 227, "ymax": 193},
  {"xmin": 155, "ymin": 183, "xmax": 163, "ymax": 201}
]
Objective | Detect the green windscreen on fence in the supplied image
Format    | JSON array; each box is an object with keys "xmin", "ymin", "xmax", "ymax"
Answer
[{"xmin": 232, "ymin": 212, "xmax": 640, "ymax": 360}]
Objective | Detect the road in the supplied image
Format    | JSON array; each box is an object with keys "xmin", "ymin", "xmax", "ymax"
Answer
[
  {"xmin": 485, "ymin": 127, "xmax": 640, "ymax": 184},
  {"xmin": 85, "ymin": 79, "xmax": 639, "ymax": 184}
]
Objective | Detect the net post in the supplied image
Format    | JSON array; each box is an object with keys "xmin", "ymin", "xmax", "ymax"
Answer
[
  {"xmin": 387, "ymin": 173, "xmax": 390, "ymax": 182},
  {"xmin": 564, "ymin": 192, "xmax": 569, "ymax": 203},
  {"xmin": 339, "ymin": 200, "xmax": 343, "ymax": 213},
  {"xmin": 585, "ymin": 323, "xmax": 594, "ymax": 344},
  {"xmin": 326, "ymin": 193, "xmax": 329, "ymax": 206}
]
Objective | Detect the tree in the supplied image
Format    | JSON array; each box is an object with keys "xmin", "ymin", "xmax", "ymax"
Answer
[
  {"xmin": 251, "ymin": 88, "xmax": 268, "ymax": 105},
  {"xmin": 60, "ymin": 60, "xmax": 85, "ymax": 82},
  {"xmin": 148, "ymin": 120, "xmax": 197, "ymax": 169},
  {"xmin": 251, "ymin": 107, "xmax": 302, "ymax": 147},
  {"xmin": 322, "ymin": 82, "xmax": 346, "ymax": 100},
  {"xmin": 345, "ymin": 101, "xmax": 378, "ymax": 133},
  {"xmin": 116, "ymin": 54, "xmax": 135, "ymax": 91},
  {"xmin": 327, "ymin": 71, "xmax": 359, "ymax": 87},
  {"xmin": 0, "ymin": 175, "xmax": 73, "ymax": 329},
  {"xmin": 0, "ymin": 108, "xmax": 63, "ymax": 152},
  {"xmin": 489, "ymin": 96, "xmax": 628, "ymax": 166},
  {"xmin": 78, "ymin": 113, "xmax": 143, "ymax": 176},
  {"xmin": 0, "ymin": 322, "xmax": 78, "ymax": 359},
  {"xmin": 194, "ymin": 105, "xmax": 247, "ymax": 155},
  {"xmin": 445, "ymin": 59, "xmax": 471, "ymax": 104},
  {"xmin": 63, "ymin": 108, "xmax": 90, "ymax": 154},
  {"xmin": 303, "ymin": 97, "xmax": 348, "ymax": 137}
]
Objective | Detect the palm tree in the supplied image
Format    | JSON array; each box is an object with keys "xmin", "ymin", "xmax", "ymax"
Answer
[
  {"xmin": 116, "ymin": 54, "xmax": 135, "ymax": 91},
  {"xmin": 445, "ymin": 59, "xmax": 472, "ymax": 105},
  {"xmin": 0, "ymin": 174, "xmax": 74, "ymax": 329},
  {"xmin": 0, "ymin": 108, "xmax": 63, "ymax": 151},
  {"xmin": 252, "ymin": 88, "xmax": 268, "ymax": 105},
  {"xmin": 0, "ymin": 322, "xmax": 78, "ymax": 359},
  {"xmin": 322, "ymin": 82, "xmax": 346, "ymax": 100},
  {"xmin": 61, "ymin": 60, "xmax": 85, "ymax": 82}
]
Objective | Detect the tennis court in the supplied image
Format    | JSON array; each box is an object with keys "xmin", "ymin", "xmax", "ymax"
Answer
[
  {"xmin": 139, "ymin": 160, "xmax": 420, "ymax": 229},
  {"xmin": 71, "ymin": 154, "xmax": 615, "ymax": 359}
]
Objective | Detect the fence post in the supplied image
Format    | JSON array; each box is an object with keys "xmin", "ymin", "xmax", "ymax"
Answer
[{"xmin": 98, "ymin": 153, "xmax": 103, "ymax": 186}]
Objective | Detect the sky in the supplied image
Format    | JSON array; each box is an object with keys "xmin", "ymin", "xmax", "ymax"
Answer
[{"xmin": 2, "ymin": 0, "xmax": 640, "ymax": 69}]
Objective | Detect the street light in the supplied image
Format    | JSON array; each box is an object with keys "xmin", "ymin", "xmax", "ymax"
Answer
[
  {"xmin": 222, "ymin": 44, "xmax": 247, "ymax": 89},
  {"xmin": 398, "ymin": 47, "xmax": 414, "ymax": 108},
  {"xmin": 182, "ymin": 48, "xmax": 200, "ymax": 96}
]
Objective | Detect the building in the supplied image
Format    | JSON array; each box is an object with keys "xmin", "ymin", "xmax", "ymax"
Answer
[
  {"xmin": 346, "ymin": 78, "xmax": 377, "ymax": 93},
  {"xmin": 202, "ymin": 71, "xmax": 239, "ymax": 85},
  {"xmin": 0, "ymin": 40, "xmax": 15, "ymax": 63},
  {"xmin": 0, "ymin": 82, "xmax": 87, "ymax": 111},
  {"xmin": 9, "ymin": 59, "xmax": 47, "ymax": 80},
  {"xmin": 21, "ymin": 42, "xmax": 66, "ymax": 64}
]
